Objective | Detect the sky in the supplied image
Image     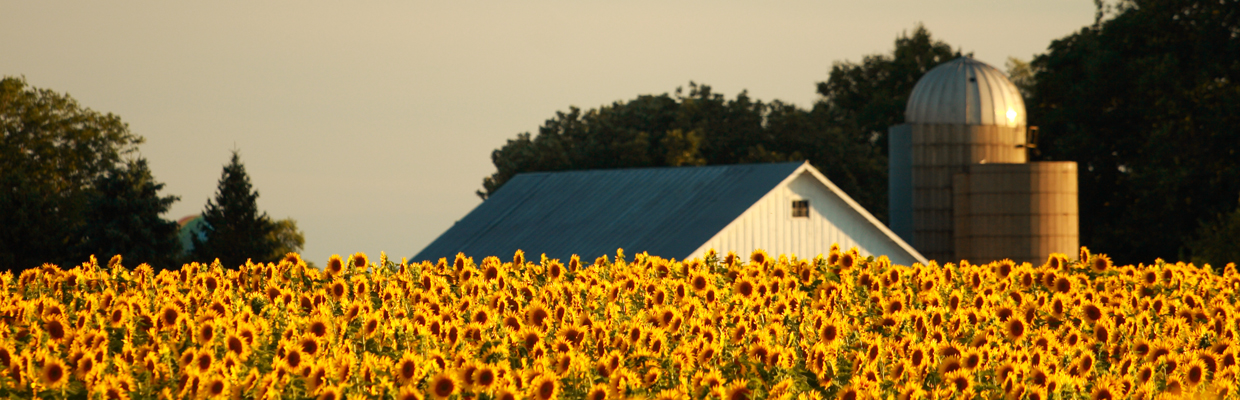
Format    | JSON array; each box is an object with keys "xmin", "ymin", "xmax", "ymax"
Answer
[{"xmin": 2, "ymin": 1, "xmax": 1096, "ymax": 266}]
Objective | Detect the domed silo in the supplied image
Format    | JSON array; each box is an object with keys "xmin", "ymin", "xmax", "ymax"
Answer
[{"xmin": 889, "ymin": 57, "xmax": 1029, "ymax": 263}]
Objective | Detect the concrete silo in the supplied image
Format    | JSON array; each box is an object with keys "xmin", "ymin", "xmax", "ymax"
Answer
[{"xmin": 888, "ymin": 57, "xmax": 1078, "ymax": 265}]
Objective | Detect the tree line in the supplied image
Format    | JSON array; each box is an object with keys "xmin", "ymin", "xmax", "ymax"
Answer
[
  {"xmin": 482, "ymin": 0, "xmax": 1239, "ymax": 267},
  {"xmin": 1, "ymin": 76, "xmax": 304, "ymax": 272}
]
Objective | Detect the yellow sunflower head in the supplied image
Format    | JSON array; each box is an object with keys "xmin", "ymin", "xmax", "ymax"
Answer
[
  {"xmin": 530, "ymin": 373, "xmax": 560, "ymax": 400},
  {"xmin": 427, "ymin": 371, "xmax": 458, "ymax": 400}
]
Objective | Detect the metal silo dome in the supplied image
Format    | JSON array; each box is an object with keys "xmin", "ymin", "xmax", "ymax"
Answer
[{"xmin": 905, "ymin": 57, "xmax": 1026, "ymax": 127}]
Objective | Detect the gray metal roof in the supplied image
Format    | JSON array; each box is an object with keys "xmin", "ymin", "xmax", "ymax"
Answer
[
  {"xmin": 413, "ymin": 162, "xmax": 804, "ymax": 263},
  {"xmin": 905, "ymin": 57, "xmax": 1026, "ymax": 127}
]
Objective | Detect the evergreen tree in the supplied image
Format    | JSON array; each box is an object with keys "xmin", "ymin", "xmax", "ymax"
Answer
[
  {"xmin": 76, "ymin": 158, "xmax": 182, "ymax": 269},
  {"xmin": 191, "ymin": 151, "xmax": 277, "ymax": 268}
]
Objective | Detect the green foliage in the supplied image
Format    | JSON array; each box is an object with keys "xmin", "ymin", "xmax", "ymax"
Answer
[
  {"xmin": 481, "ymin": 25, "xmax": 959, "ymax": 224},
  {"xmin": 814, "ymin": 24, "xmax": 961, "ymax": 156},
  {"xmin": 76, "ymin": 158, "xmax": 182, "ymax": 269},
  {"xmin": 1028, "ymin": 0, "xmax": 1240, "ymax": 265},
  {"xmin": 478, "ymin": 84, "xmax": 839, "ymax": 196},
  {"xmin": 1, "ymin": 76, "xmax": 179, "ymax": 271},
  {"xmin": 1004, "ymin": 57, "xmax": 1037, "ymax": 101},
  {"xmin": 1188, "ymin": 200, "xmax": 1240, "ymax": 267},
  {"xmin": 191, "ymin": 151, "xmax": 282, "ymax": 267},
  {"xmin": 812, "ymin": 24, "xmax": 960, "ymax": 221},
  {"xmin": 268, "ymin": 217, "xmax": 307, "ymax": 264}
]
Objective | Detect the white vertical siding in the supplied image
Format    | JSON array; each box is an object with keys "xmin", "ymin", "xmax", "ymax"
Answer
[{"xmin": 689, "ymin": 169, "xmax": 926, "ymax": 266}]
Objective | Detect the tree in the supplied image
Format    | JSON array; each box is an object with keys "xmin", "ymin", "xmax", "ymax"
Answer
[
  {"xmin": 814, "ymin": 24, "xmax": 961, "ymax": 156},
  {"xmin": 191, "ymin": 151, "xmax": 280, "ymax": 268},
  {"xmin": 1188, "ymin": 199, "xmax": 1240, "ymax": 267},
  {"xmin": 268, "ymin": 218, "xmax": 306, "ymax": 263},
  {"xmin": 478, "ymin": 83, "xmax": 885, "ymax": 219},
  {"xmin": 2, "ymin": 76, "xmax": 180, "ymax": 272},
  {"xmin": 811, "ymin": 25, "xmax": 961, "ymax": 221},
  {"xmin": 76, "ymin": 159, "xmax": 182, "ymax": 269},
  {"xmin": 1028, "ymin": 0, "xmax": 1240, "ymax": 265},
  {"xmin": 1005, "ymin": 57, "xmax": 1037, "ymax": 101},
  {"xmin": 479, "ymin": 27, "xmax": 959, "ymax": 224}
]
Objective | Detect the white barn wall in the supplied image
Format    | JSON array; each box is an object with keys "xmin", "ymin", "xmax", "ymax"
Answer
[{"xmin": 688, "ymin": 167, "xmax": 926, "ymax": 266}]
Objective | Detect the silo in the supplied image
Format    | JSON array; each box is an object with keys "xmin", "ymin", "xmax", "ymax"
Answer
[
  {"xmin": 952, "ymin": 162, "xmax": 1079, "ymax": 264},
  {"xmin": 896, "ymin": 57, "xmax": 1029, "ymax": 262}
]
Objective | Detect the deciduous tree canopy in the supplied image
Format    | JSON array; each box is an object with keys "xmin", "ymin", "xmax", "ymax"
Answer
[
  {"xmin": 1, "ymin": 76, "xmax": 180, "ymax": 271},
  {"xmin": 480, "ymin": 27, "xmax": 960, "ymax": 223},
  {"xmin": 478, "ymin": 84, "xmax": 887, "ymax": 221},
  {"xmin": 1028, "ymin": 0, "xmax": 1240, "ymax": 265}
]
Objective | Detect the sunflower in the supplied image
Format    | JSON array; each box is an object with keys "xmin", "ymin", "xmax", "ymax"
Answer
[
  {"xmin": 962, "ymin": 350, "xmax": 982, "ymax": 370},
  {"xmin": 1134, "ymin": 364, "xmax": 1154, "ymax": 385},
  {"xmin": 546, "ymin": 261, "xmax": 564, "ymax": 281},
  {"xmin": 320, "ymin": 385, "xmax": 348, "ymax": 400},
  {"xmin": 283, "ymin": 347, "xmax": 305, "ymax": 372},
  {"xmin": 1090, "ymin": 254, "xmax": 1112, "ymax": 273},
  {"xmin": 1074, "ymin": 353, "xmax": 1096, "ymax": 377},
  {"xmin": 195, "ymin": 319, "xmax": 217, "ymax": 344},
  {"xmin": 1184, "ymin": 357, "xmax": 1207, "ymax": 388},
  {"xmin": 192, "ymin": 349, "xmax": 215, "ymax": 375},
  {"xmin": 1025, "ymin": 386, "xmax": 1048, "ymax": 400},
  {"xmin": 530, "ymin": 373, "xmax": 560, "ymax": 400},
  {"xmin": 696, "ymin": 342, "xmax": 718, "ymax": 365},
  {"xmin": 729, "ymin": 277, "xmax": 758, "ymax": 302},
  {"xmin": 526, "ymin": 302, "xmax": 551, "ymax": 328},
  {"xmin": 944, "ymin": 370, "xmax": 973, "ymax": 394},
  {"xmin": 725, "ymin": 380, "xmax": 752, "ymax": 400},
  {"xmin": 686, "ymin": 273, "xmax": 710, "ymax": 294},
  {"xmin": 1080, "ymin": 301, "xmax": 1105, "ymax": 324},
  {"xmin": 836, "ymin": 384, "xmax": 860, "ymax": 400},
  {"xmin": 444, "ymin": 324, "xmax": 461, "ymax": 348},
  {"xmin": 703, "ymin": 287, "xmax": 719, "ymax": 305},
  {"xmin": 1004, "ymin": 317, "xmax": 1027, "ymax": 342},
  {"xmin": 937, "ymin": 356, "xmax": 963, "ymax": 376},
  {"xmin": 204, "ymin": 376, "xmax": 229, "ymax": 398},
  {"xmin": 327, "ymin": 279, "xmax": 348, "ymax": 301},
  {"xmin": 586, "ymin": 383, "xmax": 609, "ymax": 400},
  {"xmin": 1092, "ymin": 321, "xmax": 1112, "ymax": 344},
  {"xmin": 326, "ymin": 255, "xmax": 344, "ymax": 277},
  {"xmin": 1052, "ymin": 275, "xmax": 1074, "ymax": 294},
  {"xmin": 362, "ymin": 313, "xmax": 381, "ymax": 338},
  {"xmin": 908, "ymin": 346, "xmax": 929, "ymax": 370},
  {"xmin": 154, "ymin": 304, "xmax": 182, "ymax": 332},
  {"xmin": 44, "ymin": 317, "xmax": 69, "ymax": 343},
  {"xmin": 427, "ymin": 371, "xmax": 458, "ymax": 400},
  {"xmin": 1164, "ymin": 376, "xmax": 1184, "ymax": 396},
  {"xmin": 820, "ymin": 319, "xmax": 842, "ymax": 344},
  {"xmin": 96, "ymin": 377, "xmax": 133, "ymax": 400},
  {"xmin": 394, "ymin": 352, "xmax": 420, "ymax": 385},
  {"xmin": 840, "ymin": 251, "xmax": 856, "ymax": 270},
  {"xmin": 108, "ymin": 305, "xmax": 128, "ymax": 328},
  {"xmin": 40, "ymin": 356, "xmax": 69, "ymax": 388},
  {"xmin": 750, "ymin": 250, "xmax": 769, "ymax": 268},
  {"xmin": 350, "ymin": 252, "xmax": 369, "ymax": 272}
]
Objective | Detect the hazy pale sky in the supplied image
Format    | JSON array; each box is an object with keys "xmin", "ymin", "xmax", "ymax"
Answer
[{"xmin": 2, "ymin": 1, "xmax": 1095, "ymax": 265}]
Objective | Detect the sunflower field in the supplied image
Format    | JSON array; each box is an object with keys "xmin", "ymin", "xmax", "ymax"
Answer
[{"xmin": 2, "ymin": 245, "xmax": 1238, "ymax": 399}]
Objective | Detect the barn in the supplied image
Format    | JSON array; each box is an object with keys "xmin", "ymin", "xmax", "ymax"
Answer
[{"xmin": 414, "ymin": 161, "xmax": 927, "ymax": 266}]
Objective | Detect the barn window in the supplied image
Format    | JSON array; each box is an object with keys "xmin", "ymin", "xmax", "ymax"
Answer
[{"xmin": 792, "ymin": 200, "xmax": 809, "ymax": 218}]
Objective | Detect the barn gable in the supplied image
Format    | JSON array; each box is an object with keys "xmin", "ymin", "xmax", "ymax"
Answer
[
  {"xmin": 413, "ymin": 162, "xmax": 926, "ymax": 266},
  {"xmin": 691, "ymin": 163, "xmax": 927, "ymax": 266}
]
